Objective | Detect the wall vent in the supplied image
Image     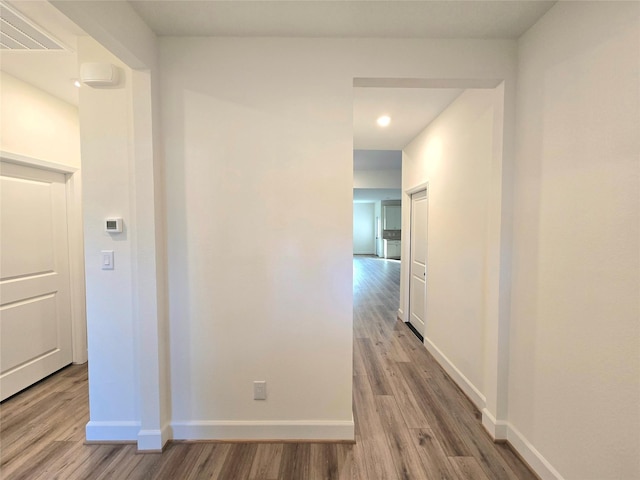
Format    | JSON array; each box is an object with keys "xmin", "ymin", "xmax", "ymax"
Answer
[{"xmin": 0, "ymin": 2, "xmax": 66, "ymax": 50}]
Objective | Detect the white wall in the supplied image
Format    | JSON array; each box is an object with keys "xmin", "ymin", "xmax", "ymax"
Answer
[
  {"xmin": 55, "ymin": 0, "xmax": 171, "ymax": 448},
  {"xmin": 353, "ymin": 149, "xmax": 402, "ymax": 190},
  {"xmin": 46, "ymin": 0, "xmax": 520, "ymax": 445},
  {"xmin": 40, "ymin": 3, "xmax": 640, "ymax": 477},
  {"xmin": 77, "ymin": 37, "xmax": 140, "ymax": 440},
  {"xmin": 403, "ymin": 88, "xmax": 498, "ymax": 401},
  {"xmin": 509, "ymin": 2, "xmax": 640, "ymax": 479},
  {"xmin": 159, "ymin": 37, "xmax": 517, "ymax": 440},
  {"xmin": 353, "ymin": 203, "xmax": 375, "ymax": 254},
  {"xmin": 161, "ymin": 38, "xmax": 355, "ymax": 437},
  {"xmin": 353, "ymin": 169, "xmax": 402, "ymax": 189},
  {"xmin": 0, "ymin": 71, "xmax": 80, "ymax": 168},
  {"xmin": 76, "ymin": 32, "xmax": 170, "ymax": 450}
]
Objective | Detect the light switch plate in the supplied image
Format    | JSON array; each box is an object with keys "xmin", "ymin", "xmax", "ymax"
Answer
[
  {"xmin": 101, "ymin": 250, "xmax": 114, "ymax": 270},
  {"xmin": 253, "ymin": 381, "xmax": 266, "ymax": 400}
]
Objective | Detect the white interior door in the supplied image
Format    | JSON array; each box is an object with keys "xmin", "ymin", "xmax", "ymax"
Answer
[
  {"xmin": 353, "ymin": 202, "xmax": 376, "ymax": 254},
  {"xmin": 409, "ymin": 190, "xmax": 428, "ymax": 337},
  {"xmin": 0, "ymin": 161, "xmax": 73, "ymax": 400}
]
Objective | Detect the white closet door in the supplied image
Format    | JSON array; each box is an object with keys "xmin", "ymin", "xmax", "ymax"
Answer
[{"xmin": 1, "ymin": 161, "xmax": 72, "ymax": 400}]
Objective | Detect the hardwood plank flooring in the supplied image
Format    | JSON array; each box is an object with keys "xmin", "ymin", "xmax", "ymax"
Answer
[{"xmin": 0, "ymin": 256, "xmax": 538, "ymax": 479}]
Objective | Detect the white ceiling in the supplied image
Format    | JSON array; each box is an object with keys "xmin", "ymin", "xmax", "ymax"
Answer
[
  {"xmin": 1, "ymin": 1, "xmax": 84, "ymax": 105},
  {"xmin": 353, "ymin": 87, "xmax": 463, "ymax": 150},
  {"xmin": 0, "ymin": 1, "xmax": 555, "ymax": 109},
  {"xmin": 1, "ymin": 50, "xmax": 79, "ymax": 105},
  {"xmin": 129, "ymin": 1, "xmax": 555, "ymax": 39},
  {"xmin": 0, "ymin": 0, "xmax": 555, "ymax": 151}
]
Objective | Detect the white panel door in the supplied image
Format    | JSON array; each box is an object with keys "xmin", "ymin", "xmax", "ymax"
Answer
[
  {"xmin": 0, "ymin": 161, "xmax": 72, "ymax": 400},
  {"xmin": 353, "ymin": 203, "xmax": 376, "ymax": 254},
  {"xmin": 409, "ymin": 190, "xmax": 428, "ymax": 337}
]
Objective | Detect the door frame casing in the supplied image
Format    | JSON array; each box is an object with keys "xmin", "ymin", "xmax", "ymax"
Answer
[{"xmin": 1, "ymin": 150, "xmax": 87, "ymax": 365}]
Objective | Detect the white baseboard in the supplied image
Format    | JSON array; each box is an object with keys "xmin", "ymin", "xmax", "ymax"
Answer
[
  {"xmin": 418, "ymin": 336, "xmax": 563, "ymax": 479},
  {"xmin": 397, "ymin": 308, "xmax": 404, "ymax": 321},
  {"xmin": 481, "ymin": 415, "xmax": 565, "ymax": 480},
  {"xmin": 481, "ymin": 408, "xmax": 508, "ymax": 440},
  {"xmin": 423, "ymin": 336, "xmax": 486, "ymax": 410},
  {"xmin": 86, "ymin": 418, "xmax": 354, "ymax": 444},
  {"xmin": 86, "ymin": 420, "xmax": 140, "ymax": 442},
  {"xmin": 137, "ymin": 423, "xmax": 172, "ymax": 451},
  {"xmin": 172, "ymin": 419, "xmax": 355, "ymax": 442},
  {"xmin": 506, "ymin": 424, "xmax": 565, "ymax": 480}
]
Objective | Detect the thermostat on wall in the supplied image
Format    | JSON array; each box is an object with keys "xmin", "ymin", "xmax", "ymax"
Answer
[{"xmin": 105, "ymin": 218, "xmax": 123, "ymax": 233}]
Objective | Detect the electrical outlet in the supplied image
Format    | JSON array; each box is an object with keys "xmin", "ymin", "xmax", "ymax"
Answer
[{"xmin": 253, "ymin": 381, "xmax": 266, "ymax": 400}]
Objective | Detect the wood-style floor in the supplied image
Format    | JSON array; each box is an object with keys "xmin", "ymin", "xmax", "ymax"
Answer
[{"xmin": 0, "ymin": 256, "xmax": 538, "ymax": 479}]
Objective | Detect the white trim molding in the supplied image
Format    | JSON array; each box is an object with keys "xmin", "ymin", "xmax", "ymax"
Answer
[
  {"xmin": 506, "ymin": 424, "xmax": 565, "ymax": 480},
  {"xmin": 481, "ymin": 408, "xmax": 508, "ymax": 440},
  {"xmin": 423, "ymin": 336, "xmax": 486, "ymax": 410},
  {"xmin": 171, "ymin": 419, "xmax": 355, "ymax": 442},
  {"xmin": 65, "ymin": 171, "xmax": 88, "ymax": 365},
  {"xmin": 137, "ymin": 423, "xmax": 172, "ymax": 451},
  {"xmin": 0, "ymin": 150, "xmax": 78, "ymax": 174},
  {"xmin": 405, "ymin": 181, "xmax": 429, "ymax": 196},
  {"xmin": 86, "ymin": 421, "xmax": 141, "ymax": 442},
  {"xmin": 420, "ymin": 335, "xmax": 564, "ymax": 480}
]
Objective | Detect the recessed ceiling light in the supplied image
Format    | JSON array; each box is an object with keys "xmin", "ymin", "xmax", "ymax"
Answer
[
  {"xmin": 73, "ymin": 79, "xmax": 81, "ymax": 88},
  {"xmin": 377, "ymin": 115, "xmax": 391, "ymax": 127}
]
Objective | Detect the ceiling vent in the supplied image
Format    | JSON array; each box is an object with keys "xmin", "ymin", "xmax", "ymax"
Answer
[{"xmin": 0, "ymin": 2, "xmax": 66, "ymax": 50}]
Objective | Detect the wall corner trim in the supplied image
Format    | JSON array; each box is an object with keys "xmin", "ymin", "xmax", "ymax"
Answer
[
  {"xmin": 481, "ymin": 408, "xmax": 508, "ymax": 440},
  {"xmin": 86, "ymin": 421, "xmax": 141, "ymax": 442},
  {"xmin": 137, "ymin": 423, "xmax": 172, "ymax": 451}
]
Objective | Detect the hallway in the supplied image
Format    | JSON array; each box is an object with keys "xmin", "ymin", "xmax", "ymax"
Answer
[
  {"xmin": 351, "ymin": 256, "xmax": 536, "ymax": 479},
  {"xmin": 0, "ymin": 257, "xmax": 537, "ymax": 479}
]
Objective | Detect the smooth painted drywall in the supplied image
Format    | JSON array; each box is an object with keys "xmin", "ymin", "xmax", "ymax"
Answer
[
  {"xmin": 403, "ymin": 88, "xmax": 498, "ymax": 397},
  {"xmin": 353, "ymin": 203, "xmax": 375, "ymax": 254},
  {"xmin": 159, "ymin": 37, "xmax": 517, "ymax": 432},
  {"xmin": 509, "ymin": 2, "xmax": 640, "ymax": 479},
  {"xmin": 36, "ymin": 2, "xmax": 639, "ymax": 476},
  {"xmin": 77, "ymin": 37, "xmax": 140, "ymax": 435},
  {"xmin": 160, "ymin": 38, "xmax": 355, "ymax": 427},
  {"xmin": 0, "ymin": 71, "xmax": 80, "ymax": 168},
  {"xmin": 353, "ymin": 149, "xmax": 402, "ymax": 189},
  {"xmin": 47, "ymin": 0, "xmax": 520, "ymax": 442},
  {"xmin": 74, "ymin": 26, "xmax": 169, "ymax": 447},
  {"xmin": 56, "ymin": 0, "xmax": 172, "ymax": 449},
  {"xmin": 353, "ymin": 168, "xmax": 402, "ymax": 189}
]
